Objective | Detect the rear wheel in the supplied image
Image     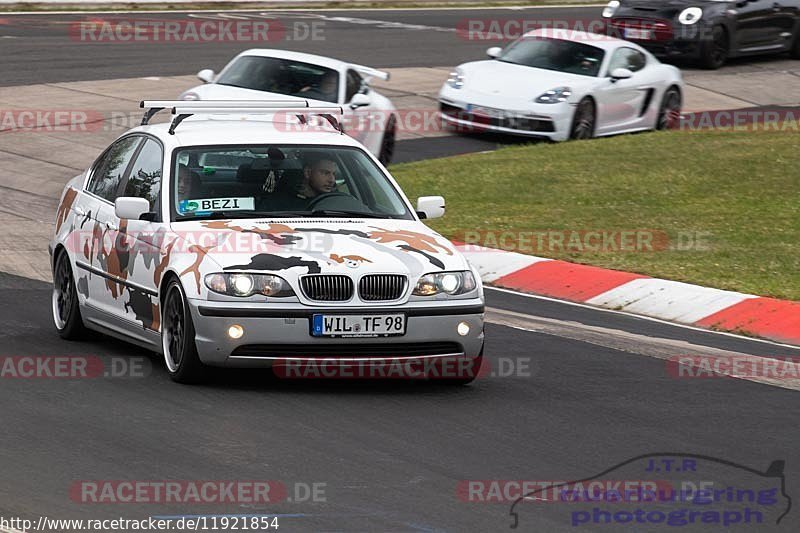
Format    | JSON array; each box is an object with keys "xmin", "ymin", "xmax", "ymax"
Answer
[
  {"xmin": 699, "ymin": 25, "xmax": 729, "ymax": 69},
  {"xmin": 569, "ymin": 98, "xmax": 595, "ymax": 140},
  {"xmin": 162, "ymin": 279, "xmax": 207, "ymax": 384},
  {"xmin": 656, "ymin": 87, "xmax": 682, "ymax": 130},
  {"xmin": 52, "ymin": 250, "xmax": 86, "ymax": 339},
  {"xmin": 378, "ymin": 114, "xmax": 397, "ymax": 166},
  {"xmin": 791, "ymin": 30, "xmax": 800, "ymax": 59}
]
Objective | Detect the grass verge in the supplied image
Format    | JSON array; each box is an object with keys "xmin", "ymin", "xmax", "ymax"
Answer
[{"xmin": 390, "ymin": 128, "xmax": 800, "ymax": 300}]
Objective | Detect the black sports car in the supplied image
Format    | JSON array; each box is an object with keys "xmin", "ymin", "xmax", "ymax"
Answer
[{"xmin": 603, "ymin": 0, "xmax": 800, "ymax": 69}]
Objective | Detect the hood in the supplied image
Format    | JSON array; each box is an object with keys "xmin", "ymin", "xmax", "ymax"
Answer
[
  {"xmin": 181, "ymin": 83, "xmax": 333, "ymax": 107},
  {"xmin": 458, "ymin": 60, "xmax": 596, "ymax": 101},
  {"xmin": 169, "ymin": 218, "xmax": 468, "ymax": 278}
]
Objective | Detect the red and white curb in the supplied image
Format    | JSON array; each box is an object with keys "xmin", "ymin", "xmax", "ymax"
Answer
[{"xmin": 457, "ymin": 244, "xmax": 800, "ymax": 347}]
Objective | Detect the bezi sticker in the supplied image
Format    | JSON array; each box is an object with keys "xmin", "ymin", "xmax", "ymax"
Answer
[{"xmin": 179, "ymin": 197, "xmax": 255, "ymax": 213}]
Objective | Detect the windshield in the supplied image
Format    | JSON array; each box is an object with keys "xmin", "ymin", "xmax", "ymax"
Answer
[
  {"xmin": 171, "ymin": 145, "xmax": 413, "ymax": 221},
  {"xmin": 215, "ymin": 56, "xmax": 341, "ymax": 104},
  {"xmin": 498, "ymin": 36, "xmax": 605, "ymax": 77}
]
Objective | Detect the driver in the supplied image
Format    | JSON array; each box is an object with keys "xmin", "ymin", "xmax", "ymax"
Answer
[{"xmin": 301, "ymin": 155, "xmax": 338, "ymax": 199}]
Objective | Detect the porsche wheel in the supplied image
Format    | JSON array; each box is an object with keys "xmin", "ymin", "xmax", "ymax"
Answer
[
  {"xmin": 699, "ymin": 25, "xmax": 729, "ymax": 69},
  {"xmin": 378, "ymin": 114, "xmax": 397, "ymax": 166},
  {"xmin": 162, "ymin": 279, "xmax": 207, "ymax": 384},
  {"xmin": 656, "ymin": 87, "xmax": 682, "ymax": 130},
  {"xmin": 52, "ymin": 250, "xmax": 86, "ymax": 340},
  {"xmin": 570, "ymin": 98, "xmax": 595, "ymax": 140}
]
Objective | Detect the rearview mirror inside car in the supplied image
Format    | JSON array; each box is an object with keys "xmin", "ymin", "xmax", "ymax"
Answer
[{"xmin": 416, "ymin": 196, "xmax": 445, "ymax": 220}]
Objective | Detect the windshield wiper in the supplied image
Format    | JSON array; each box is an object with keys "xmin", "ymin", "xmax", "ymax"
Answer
[{"xmin": 310, "ymin": 209, "xmax": 390, "ymax": 219}]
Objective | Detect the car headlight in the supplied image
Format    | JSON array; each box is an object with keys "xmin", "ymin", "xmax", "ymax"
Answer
[
  {"xmin": 535, "ymin": 87, "xmax": 572, "ymax": 104},
  {"xmin": 446, "ymin": 68, "xmax": 465, "ymax": 89},
  {"xmin": 413, "ymin": 271, "xmax": 477, "ymax": 296},
  {"xmin": 678, "ymin": 7, "xmax": 703, "ymax": 25},
  {"xmin": 602, "ymin": 0, "xmax": 620, "ymax": 18},
  {"xmin": 204, "ymin": 273, "xmax": 295, "ymax": 298},
  {"xmin": 180, "ymin": 91, "xmax": 200, "ymax": 101}
]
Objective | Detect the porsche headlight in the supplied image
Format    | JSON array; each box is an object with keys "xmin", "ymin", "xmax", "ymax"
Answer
[
  {"xmin": 602, "ymin": 0, "xmax": 620, "ymax": 18},
  {"xmin": 447, "ymin": 68, "xmax": 465, "ymax": 89},
  {"xmin": 678, "ymin": 7, "xmax": 703, "ymax": 25},
  {"xmin": 413, "ymin": 271, "xmax": 477, "ymax": 296},
  {"xmin": 204, "ymin": 273, "xmax": 295, "ymax": 298},
  {"xmin": 535, "ymin": 87, "xmax": 572, "ymax": 104}
]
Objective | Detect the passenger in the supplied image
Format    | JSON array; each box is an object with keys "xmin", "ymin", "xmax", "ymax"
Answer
[
  {"xmin": 300, "ymin": 71, "xmax": 339, "ymax": 103},
  {"xmin": 176, "ymin": 164, "xmax": 195, "ymax": 199}
]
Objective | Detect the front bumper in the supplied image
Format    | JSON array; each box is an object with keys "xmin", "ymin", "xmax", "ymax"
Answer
[
  {"xmin": 438, "ymin": 98, "xmax": 573, "ymax": 141},
  {"xmin": 606, "ymin": 17, "xmax": 707, "ymax": 59},
  {"xmin": 187, "ymin": 299, "xmax": 485, "ymax": 367}
]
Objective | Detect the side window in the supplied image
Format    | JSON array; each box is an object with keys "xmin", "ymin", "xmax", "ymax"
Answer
[
  {"xmin": 607, "ymin": 47, "xmax": 647, "ymax": 74},
  {"xmin": 121, "ymin": 138, "xmax": 163, "ymax": 211},
  {"xmin": 88, "ymin": 136, "xmax": 142, "ymax": 202},
  {"xmin": 345, "ymin": 70, "xmax": 363, "ymax": 103}
]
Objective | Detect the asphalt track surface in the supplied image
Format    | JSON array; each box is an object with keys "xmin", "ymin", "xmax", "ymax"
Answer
[
  {"xmin": 1, "ymin": 271, "xmax": 799, "ymax": 531},
  {"xmin": 0, "ymin": 6, "xmax": 799, "ymax": 532}
]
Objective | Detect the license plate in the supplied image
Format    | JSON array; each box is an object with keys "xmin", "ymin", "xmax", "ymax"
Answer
[
  {"xmin": 624, "ymin": 28, "xmax": 652, "ymax": 40},
  {"xmin": 466, "ymin": 104, "xmax": 503, "ymax": 118},
  {"xmin": 311, "ymin": 314, "xmax": 406, "ymax": 338}
]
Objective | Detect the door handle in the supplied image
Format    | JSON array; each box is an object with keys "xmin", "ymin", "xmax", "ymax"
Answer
[{"xmin": 105, "ymin": 221, "xmax": 118, "ymax": 231}]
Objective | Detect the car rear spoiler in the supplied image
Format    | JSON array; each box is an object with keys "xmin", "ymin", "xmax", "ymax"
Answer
[{"xmin": 350, "ymin": 65, "xmax": 390, "ymax": 82}]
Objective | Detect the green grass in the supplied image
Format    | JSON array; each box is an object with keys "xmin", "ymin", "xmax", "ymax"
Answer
[{"xmin": 390, "ymin": 128, "xmax": 800, "ymax": 300}]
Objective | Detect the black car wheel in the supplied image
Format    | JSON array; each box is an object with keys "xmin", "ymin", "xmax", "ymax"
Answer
[
  {"xmin": 570, "ymin": 98, "xmax": 595, "ymax": 140},
  {"xmin": 162, "ymin": 279, "xmax": 207, "ymax": 384},
  {"xmin": 378, "ymin": 114, "xmax": 397, "ymax": 166},
  {"xmin": 791, "ymin": 30, "xmax": 800, "ymax": 59},
  {"xmin": 700, "ymin": 25, "xmax": 729, "ymax": 69},
  {"xmin": 657, "ymin": 87, "xmax": 682, "ymax": 130},
  {"xmin": 52, "ymin": 250, "xmax": 86, "ymax": 339}
]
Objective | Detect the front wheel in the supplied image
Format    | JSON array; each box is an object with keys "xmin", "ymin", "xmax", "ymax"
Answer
[
  {"xmin": 699, "ymin": 25, "xmax": 729, "ymax": 69},
  {"xmin": 656, "ymin": 87, "xmax": 682, "ymax": 130},
  {"xmin": 791, "ymin": 30, "xmax": 800, "ymax": 59},
  {"xmin": 569, "ymin": 98, "xmax": 595, "ymax": 140},
  {"xmin": 378, "ymin": 114, "xmax": 397, "ymax": 166},
  {"xmin": 162, "ymin": 279, "xmax": 207, "ymax": 384},
  {"xmin": 52, "ymin": 251, "xmax": 86, "ymax": 339}
]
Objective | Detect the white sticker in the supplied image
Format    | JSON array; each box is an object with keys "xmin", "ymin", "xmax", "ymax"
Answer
[{"xmin": 180, "ymin": 197, "xmax": 255, "ymax": 213}]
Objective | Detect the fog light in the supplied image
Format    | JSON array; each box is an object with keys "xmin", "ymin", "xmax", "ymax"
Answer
[
  {"xmin": 457, "ymin": 322, "xmax": 470, "ymax": 336},
  {"xmin": 228, "ymin": 324, "xmax": 244, "ymax": 339}
]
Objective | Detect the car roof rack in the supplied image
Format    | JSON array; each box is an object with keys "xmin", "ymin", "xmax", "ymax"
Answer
[{"xmin": 139, "ymin": 100, "xmax": 345, "ymax": 135}]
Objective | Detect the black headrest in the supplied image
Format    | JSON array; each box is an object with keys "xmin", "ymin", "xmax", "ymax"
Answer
[{"xmin": 236, "ymin": 163, "xmax": 266, "ymax": 183}]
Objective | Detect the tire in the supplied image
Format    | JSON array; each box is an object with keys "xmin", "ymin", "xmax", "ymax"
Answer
[
  {"xmin": 378, "ymin": 115, "xmax": 397, "ymax": 166},
  {"xmin": 161, "ymin": 279, "xmax": 207, "ymax": 384},
  {"xmin": 699, "ymin": 25, "xmax": 729, "ymax": 69},
  {"xmin": 52, "ymin": 250, "xmax": 87, "ymax": 340},
  {"xmin": 656, "ymin": 87, "xmax": 682, "ymax": 131},
  {"xmin": 569, "ymin": 98, "xmax": 596, "ymax": 140},
  {"xmin": 791, "ymin": 30, "xmax": 800, "ymax": 59}
]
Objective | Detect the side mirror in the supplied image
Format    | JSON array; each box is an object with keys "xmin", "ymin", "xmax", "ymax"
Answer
[
  {"xmin": 115, "ymin": 197, "xmax": 151, "ymax": 221},
  {"xmin": 197, "ymin": 69, "xmax": 215, "ymax": 83},
  {"xmin": 610, "ymin": 67, "xmax": 633, "ymax": 81},
  {"xmin": 349, "ymin": 93, "xmax": 371, "ymax": 109},
  {"xmin": 486, "ymin": 47, "xmax": 503, "ymax": 59},
  {"xmin": 416, "ymin": 196, "xmax": 445, "ymax": 220}
]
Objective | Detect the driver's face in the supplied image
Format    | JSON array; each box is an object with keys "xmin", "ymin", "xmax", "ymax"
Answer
[{"xmin": 305, "ymin": 160, "xmax": 337, "ymax": 197}]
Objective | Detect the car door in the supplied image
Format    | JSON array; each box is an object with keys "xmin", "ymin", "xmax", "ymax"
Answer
[
  {"xmin": 83, "ymin": 134, "xmax": 144, "ymax": 323},
  {"xmin": 595, "ymin": 47, "xmax": 651, "ymax": 134},
  {"xmin": 734, "ymin": 0, "xmax": 787, "ymax": 49},
  {"xmin": 114, "ymin": 136, "xmax": 165, "ymax": 335}
]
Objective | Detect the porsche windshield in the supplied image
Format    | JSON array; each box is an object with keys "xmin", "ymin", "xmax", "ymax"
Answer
[
  {"xmin": 172, "ymin": 145, "xmax": 413, "ymax": 221},
  {"xmin": 497, "ymin": 36, "xmax": 605, "ymax": 77},
  {"xmin": 215, "ymin": 56, "xmax": 340, "ymax": 103}
]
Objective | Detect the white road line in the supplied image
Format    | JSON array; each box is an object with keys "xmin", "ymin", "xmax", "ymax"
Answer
[
  {"xmin": 485, "ymin": 306, "xmax": 800, "ymax": 391},
  {"xmin": 485, "ymin": 286, "xmax": 800, "ymax": 351}
]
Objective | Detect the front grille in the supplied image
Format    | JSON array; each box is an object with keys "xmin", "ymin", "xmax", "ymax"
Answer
[
  {"xmin": 359, "ymin": 274, "xmax": 407, "ymax": 301},
  {"xmin": 231, "ymin": 342, "xmax": 464, "ymax": 359},
  {"xmin": 440, "ymin": 103, "xmax": 555, "ymax": 133},
  {"xmin": 300, "ymin": 275, "xmax": 354, "ymax": 302}
]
